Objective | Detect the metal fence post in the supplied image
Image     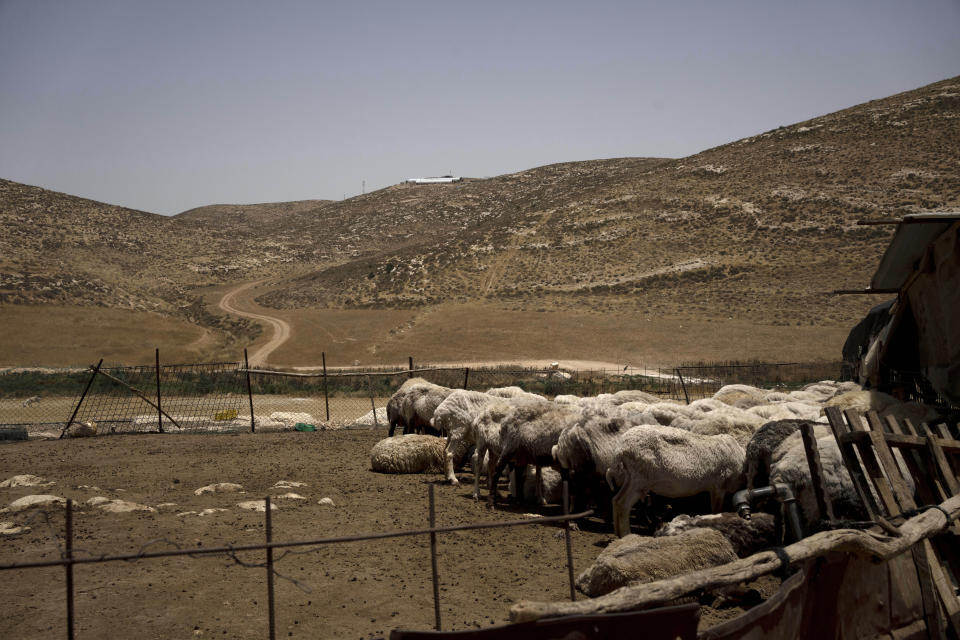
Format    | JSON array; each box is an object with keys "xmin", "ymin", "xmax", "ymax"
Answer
[
  {"xmin": 322, "ymin": 352, "xmax": 330, "ymax": 422},
  {"xmin": 676, "ymin": 369, "xmax": 690, "ymax": 404},
  {"xmin": 155, "ymin": 348, "xmax": 164, "ymax": 433},
  {"xmin": 428, "ymin": 484, "xmax": 441, "ymax": 631},
  {"xmin": 245, "ymin": 349, "xmax": 255, "ymax": 433},
  {"xmin": 61, "ymin": 359, "xmax": 103, "ymax": 439},
  {"xmin": 462, "ymin": 367, "xmax": 470, "ymax": 390},
  {"xmin": 65, "ymin": 498, "xmax": 75, "ymax": 640},
  {"xmin": 367, "ymin": 375, "xmax": 379, "ymax": 428},
  {"xmin": 265, "ymin": 496, "xmax": 276, "ymax": 640},
  {"xmin": 563, "ymin": 481, "xmax": 576, "ymax": 602},
  {"xmin": 408, "ymin": 356, "xmax": 414, "ymax": 379}
]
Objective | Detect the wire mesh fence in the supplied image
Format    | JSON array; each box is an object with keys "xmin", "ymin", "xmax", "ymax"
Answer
[{"xmin": 0, "ymin": 354, "xmax": 846, "ymax": 437}]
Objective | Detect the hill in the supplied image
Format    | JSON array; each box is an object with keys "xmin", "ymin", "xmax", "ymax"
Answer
[
  {"xmin": 1, "ymin": 75, "xmax": 957, "ymax": 364},
  {"xmin": 256, "ymin": 76, "xmax": 960, "ymax": 331}
]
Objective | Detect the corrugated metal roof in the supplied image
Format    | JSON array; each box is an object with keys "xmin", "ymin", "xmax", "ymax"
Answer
[{"xmin": 870, "ymin": 212, "xmax": 960, "ymax": 290}]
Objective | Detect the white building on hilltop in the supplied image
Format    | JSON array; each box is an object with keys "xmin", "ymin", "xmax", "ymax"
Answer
[{"xmin": 404, "ymin": 175, "xmax": 462, "ymax": 184}]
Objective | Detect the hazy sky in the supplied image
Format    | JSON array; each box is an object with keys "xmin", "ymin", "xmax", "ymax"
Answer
[{"xmin": 1, "ymin": 1, "xmax": 958, "ymax": 215}]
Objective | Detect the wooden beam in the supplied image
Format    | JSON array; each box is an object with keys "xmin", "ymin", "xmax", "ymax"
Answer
[{"xmin": 510, "ymin": 494, "xmax": 960, "ymax": 623}]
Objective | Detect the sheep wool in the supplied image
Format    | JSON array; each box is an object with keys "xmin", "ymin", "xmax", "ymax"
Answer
[
  {"xmin": 655, "ymin": 512, "xmax": 777, "ymax": 557},
  {"xmin": 576, "ymin": 529, "xmax": 737, "ymax": 597},
  {"xmin": 370, "ymin": 435, "xmax": 446, "ymax": 474}
]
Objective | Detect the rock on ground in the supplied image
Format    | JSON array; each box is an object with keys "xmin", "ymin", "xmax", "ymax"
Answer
[
  {"xmin": 237, "ymin": 500, "xmax": 277, "ymax": 511},
  {"xmin": 353, "ymin": 407, "xmax": 388, "ymax": 427},
  {"xmin": 5, "ymin": 494, "xmax": 67, "ymax": 512},
  {"xmin": 0, "ymin": 474, "xmax": 54, "ymax": 488},
  {"xmin": 194, "ymin": 482, "xmax": 243, "ymax": 495}
]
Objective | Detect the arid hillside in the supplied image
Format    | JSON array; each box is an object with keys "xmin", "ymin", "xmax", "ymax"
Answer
[
  {"xmin": 1, "ymin": 75, "xmax": 957, "ymax": 364},
  {"xmin": 258, "ymin": 76, "xmax": 960, "ymax": 331}
]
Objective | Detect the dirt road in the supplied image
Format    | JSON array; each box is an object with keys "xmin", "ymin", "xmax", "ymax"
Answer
[{"xmin": 217, "ymin": 280, "xmax": 290, "ymax": 366}]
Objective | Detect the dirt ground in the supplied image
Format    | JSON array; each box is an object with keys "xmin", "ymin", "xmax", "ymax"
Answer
[{"xmin": 0, "ymin": 430, "xmax": 776, "ymax": 639}]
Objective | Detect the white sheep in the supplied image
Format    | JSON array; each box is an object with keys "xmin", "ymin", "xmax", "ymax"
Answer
[
  {"xmin": 370, "ymin": 435, "xmax": 447, "ymax": 474},
  {"xmin": 432, "ymin": 389, "xmax": 504, "ymax": 485},
  {"xmin": 769, "ymin": 434, "xmax": 864, "ymax": 522},
  {"xmin": 386, "ymin": 378, "xmax": 454, "ymax": 436},
  {"xmin": 492, "ymin": 402, "xmax": 585, "ymax": 506},
  {"xmin": 606, "ymin": 425, "xmax": 746, "ymax": 537},
  {"xmin": 485, "ymin": 386, "xmax": 546, "ymax": 401}
]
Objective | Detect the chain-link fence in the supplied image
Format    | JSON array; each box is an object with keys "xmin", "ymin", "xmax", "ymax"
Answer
[
  {"xmin": 0, "ymin": 356, "xmax": 846, "ymax": 438},
  {"xmin": 0, "ymin": 359, "xmax": 246, "ymax": 438}
]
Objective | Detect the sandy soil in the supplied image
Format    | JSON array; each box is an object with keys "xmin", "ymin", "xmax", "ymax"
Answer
[
  {"xmin": 0, "ymin": 430, "xmax": 778, "ymax": 639},
  {"xmin": 0, "ymin": 430, "xmax": 614, "ymax": 639}
]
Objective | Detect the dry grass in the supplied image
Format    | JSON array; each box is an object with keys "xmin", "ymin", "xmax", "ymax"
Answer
[
  {"xmin": 230, "ymin": 302, "xmax": 851, "ymax": 367},
  {"xmin": 0, "ymin": 305, "xmax": 208, "ymax": 366}
]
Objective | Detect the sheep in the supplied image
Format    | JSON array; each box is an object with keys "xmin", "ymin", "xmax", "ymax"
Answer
[
  {"xmin": 575, "ymin": 529, "xmax": 737, "ymax": 597},
  {"xmin": 609, "ymin": 390, "xmax": 660, "ymax": 405},
  {"xmin": 605, "ymin": 425, "xmax": 746, "ymax": 537},
  {"xmin": 670, "ymin": 405, "xmax": 764, "ymax": 448},
  {"xmin": 822, "ymin": 390, "xmax": 900, "ymax": 415},
  {"xmin": 431, "ymin": 390, "xmax": 502, "ymax": 485},
  {"xmin": 386, "ymin": 378, "xmax": 431, "ymax": 436},
  {"xmin": 769, "ymin": 434, "xmax": 864, "ymax": 523},
  {"xmin": 552, "ymin": 414, "xmax": 636, "ymax": 517},
  {"xmin": 655, "ymin": 512, "xmax": 778, "ymax": 557},
  {"xmin": 386, "ymin": 378, "xmax": 453, "ymax": 436},
  {"xmin": 713, "ymin": 384, "xmax": 766, "ymax": 407},
  {"xmin": 370, "ymin": 435, "xmax": 447, "ymax": 474},
  {"xmin": 465, "ymin": 398, "xmax": 555, "ymax": 500},
  {"xmin": 485, "ymin": 386, "xmax": 545, "ymax": 401},
  {"xmin": 553, "ymin": 394, "xmax": 582, "ymax": 405},
  {"xmin": 744, "ymin": 419, "xmax": 811, "ymax": 489},
  {"xmin": 491, "ymin": 402, "xmax": 585, "ymax": 506}
]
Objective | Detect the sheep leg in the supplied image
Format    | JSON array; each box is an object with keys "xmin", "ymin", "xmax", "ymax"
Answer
[
  {"xmin": 444, "ymin": 449, "xmax": 459, "ymax": 486},
  {"xmin": 490, "ymin": 458, "xmax": 511, "ymax": 507},
  {"xmin": 536, "ymin": 465, "xmax": 546, "ymax": 507},
  {"xmin": 471, "ymin": 449, "xmax": 482, "ymax": 500},
  {"xmin": 611, "ymin": 475, "xmax": 645, "ymax": 538}
]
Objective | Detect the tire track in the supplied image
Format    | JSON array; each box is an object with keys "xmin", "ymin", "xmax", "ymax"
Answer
[{"xmin": 217, "ymin": 280, "xmax": 290, "ymax": 366}]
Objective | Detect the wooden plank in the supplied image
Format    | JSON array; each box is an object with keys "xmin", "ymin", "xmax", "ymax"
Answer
[
  {"xmin": 862, "ymin": 412, "xmax": 945, "ymax": 638},
  {"xmin": 901, "ymin": 417, "xmax": 920, "ymax": 437},
  {"xmin": 864, "ymin": 411, "xmax": 917, "ymax": 511},
  {"xmin": 835, "ymin": 430, "xmax": 960, "ymax": 455},
  {"xmin": 800, "ymin": 422, "xmax": 835, "ymax": 522},
  {"xmin": 824, "ymin": 407, "xmax": 885, "ymax": 523},
  {"xmin": 886, "ymin": 416, "xmax": 942, "ymax": 508},
  {"xmin": 846, "ymin": 409, "xmax": 903, "ymax": 517}
]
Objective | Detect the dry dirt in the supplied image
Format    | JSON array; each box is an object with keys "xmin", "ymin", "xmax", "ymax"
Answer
[{"xmin": 0, "ymin": 431, "xmax": 773, "ymax": 639}]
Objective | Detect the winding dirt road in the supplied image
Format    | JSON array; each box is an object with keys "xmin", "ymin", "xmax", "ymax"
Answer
[{"xmin": 217, "ymin": 280, "xmax": 290, "ymax": 366}]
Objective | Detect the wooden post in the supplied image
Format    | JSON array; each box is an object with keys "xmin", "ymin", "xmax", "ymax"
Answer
[
  {"xmin": 408, "ymin": 356, "xmax": 414, "ymax": 379},
  {"xmin": 462, "ymin": 367, "xmax": 470, "ymax": 390},
  {"xmin": 155, "ymin": 348, "xmax": 164, "ymax": 433},
  {"xmin": 428, "ymin": 485, "xmax": 441, "ymax": 630},
  {"xmin": 245, "ymin": 349, "xmax": 255, "ymax": 433},
  {"xmin": 265, "ymin": 496, "xmax": 276, "ymax": 640},
  {"xmin": 322, "ymin": 352, "xmax": 330, "ymax": 422},
  {"xmin": 65, "ymin": 499, "xmax": 75, "ymax": 640},
  {"xmin": 60, "ymin": 359, "xmax": 103, "ymax": 439}
]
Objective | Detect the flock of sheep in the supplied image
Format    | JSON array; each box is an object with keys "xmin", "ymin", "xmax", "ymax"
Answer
[{"xmin": 371, "ymin": 377, "xmax": 941, "ymax": 546}]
